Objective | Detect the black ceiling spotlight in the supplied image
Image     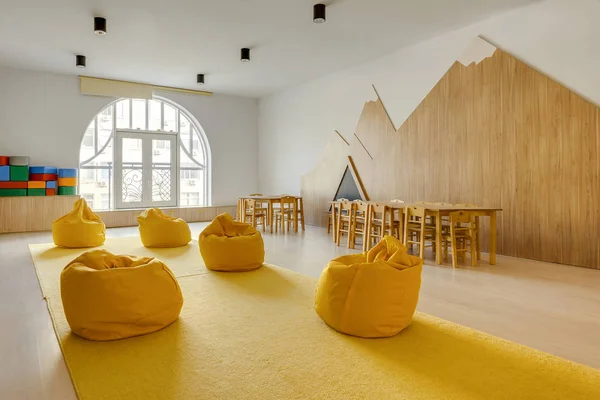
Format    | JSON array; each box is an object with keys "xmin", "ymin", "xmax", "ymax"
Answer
[
  {"xmin": 76, "ymin": 55, "xmax": 86, "ymax": 68},
  {"xmin": 313, "ymin": 4, "xmax": 326, "ymax": 23},
  {"xmin": 94, "ymin": 17, "xmax": 107, "ymax": 35},
  {"xmin": 197, "ymin": 74, "xmax": 205, "ymax": 85},
  {"xmin": 241, "ymin": 48, "xmax": 251, "ymax": 62}
]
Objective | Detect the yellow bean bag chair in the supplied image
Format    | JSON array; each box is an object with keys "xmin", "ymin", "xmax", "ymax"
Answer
[
  {"xmin": 61, "ymin": 249, "xmax": 183, "ymax": 341},
  {"xmin": 199, "ymin": 213, "xmax": 264, "ymax": 272},
  {"xmin": 315, "ymin": 235, "xmax": 423, "ymax": 338},
  {"xmin": 52, "ymin": 198, "xmax": 106, "ymax": 248},
  {"xmin": 137, "ymin": 208, "xmax": 192, "ymax": 248}
]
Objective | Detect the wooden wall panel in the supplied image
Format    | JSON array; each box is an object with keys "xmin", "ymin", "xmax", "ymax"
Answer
[
  {"xmin": 303, "ymin": 46, "xmax": 600, "ymax": 270},
  {"xmin": 0, "ymin": 196, "xmax": 79, "ymax": 233}
]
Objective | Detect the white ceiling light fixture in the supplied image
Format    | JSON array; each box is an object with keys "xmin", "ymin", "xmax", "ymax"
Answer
[
  {"xmin": 94, "ymin": 17, "xmax": 107, "ymax": 35},
  {"xmin": 313, "ymin": 4, "xmax": 326, "ymax": 23}
]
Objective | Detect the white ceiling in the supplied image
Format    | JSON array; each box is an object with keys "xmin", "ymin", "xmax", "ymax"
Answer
[{"xmin": 0, "ymin": 0, "xmax": 539, "ymax": 98}]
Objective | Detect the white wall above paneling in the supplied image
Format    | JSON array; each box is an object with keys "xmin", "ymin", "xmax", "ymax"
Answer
[
  {"xmin": 0, "ymin": 66, "xmax": 258, "ymax": 205},
  {"xmin": 258, "ymin": 0, "xmax": 600, "ymax": 196}
]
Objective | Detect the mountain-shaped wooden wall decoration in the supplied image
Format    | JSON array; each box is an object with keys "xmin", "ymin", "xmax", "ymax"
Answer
[{"xmin": 301, "ymin": 37, "xmax": 600, "ymax": 269}]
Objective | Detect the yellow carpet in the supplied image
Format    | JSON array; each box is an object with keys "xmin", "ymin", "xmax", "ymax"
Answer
[{"xmin": 30, "ymin": 238, "xmax": 600, "ymax": 400}]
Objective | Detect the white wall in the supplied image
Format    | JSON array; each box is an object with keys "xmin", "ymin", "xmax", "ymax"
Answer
[
  {"xmin": 0, "ymin": 66, "xmax": 258, "ymax": 206},
  {"xmin": 258, "ymin": 0, "xmax": 600, "ymax": 195}
]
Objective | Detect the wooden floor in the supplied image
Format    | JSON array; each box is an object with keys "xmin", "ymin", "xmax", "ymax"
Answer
[{"xmin": 1, "ymin": 224, "xmax": 599, "ymax": 399}]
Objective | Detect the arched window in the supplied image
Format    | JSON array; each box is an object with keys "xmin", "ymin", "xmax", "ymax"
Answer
[{"xmin": 79, "ymin": 97, "xmax": 210, "ymax": 210}]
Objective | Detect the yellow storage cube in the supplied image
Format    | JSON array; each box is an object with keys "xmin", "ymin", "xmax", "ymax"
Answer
[
  {"xmin": 61, "ymin": 249, "xmax": 183, "ymax": 341},
  {"xmin": 52, "ymin": 198, "xmax": 106, "ymax": 248},
  {"xmin": 137, "ymin": 208, "xmax": 192, "ymax": 248},
  {"xmin": 315, "ymin": 235, "xmax": 423, "ymax": 338},
  {"xmin": 199, "ymin": 213, "xmax": 264, "ymax": 272}
]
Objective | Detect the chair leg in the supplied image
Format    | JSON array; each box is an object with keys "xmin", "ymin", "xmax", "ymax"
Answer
[
  {"xmin": 451, "ymin": 234, "xmax": 458, "ymax": 269},
  {"xmin": 419, "ymin": 230, "xmax": 425, "ymax": 259},
  {"xmin": 470, "ymin": 237, "xmax": 477, "ymax": 267}
]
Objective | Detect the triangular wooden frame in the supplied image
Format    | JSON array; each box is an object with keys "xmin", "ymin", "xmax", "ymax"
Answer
[{"xmin": 332, "ymin": 155, "xmax": 369, "ymax": 201}]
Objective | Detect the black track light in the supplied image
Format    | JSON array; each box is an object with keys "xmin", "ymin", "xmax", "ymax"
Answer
[
  {"xmin": 313, "ymin": 4, "xmax": 326, "ymax": 23},
  {"xmin": 76, "ymin": 55, "xmax": 86, "ymax": 68},
  {"xmin": 197, "ymin": 74, "xmax": 205, "ymax": 85},
  {"xmin": 241, "ymin": 48, "xmax": 251, "ymax": 62},
  {"xmin": 94, "ymin": 17, "xmax": 107, "ymax": 35}
]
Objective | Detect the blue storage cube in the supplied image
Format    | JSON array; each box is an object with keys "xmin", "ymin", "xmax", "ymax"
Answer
[
  {"xmin": 46, "ymin": 180, "xmax": 57, "ymax": 189},
  {"xmin": 0, "ymin": 166, "xmax": 8, "ymax": 181},
  {"xmin": 30, "ymin": 166, "xmax": 58, "ymax": 174},
  {"xmin": 58, "ymin": 168, "xmax": 78, "ymax": 178}
]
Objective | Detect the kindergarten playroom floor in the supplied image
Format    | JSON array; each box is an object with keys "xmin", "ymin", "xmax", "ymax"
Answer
[{"xmin": 1, "ymin": 223, "xmax": 600, "ymax": 399}]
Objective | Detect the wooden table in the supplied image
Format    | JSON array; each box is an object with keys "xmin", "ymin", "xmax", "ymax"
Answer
[
  {"xmin": 330, "ymin": 201, "xmax": 502, "ymax": 265},
  {"xmin": 239, "ymin": 195, "xmax": 303, "ymax": 233}
]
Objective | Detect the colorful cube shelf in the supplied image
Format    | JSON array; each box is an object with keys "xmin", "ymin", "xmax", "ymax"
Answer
[
  {"xmin": 46, "ymin": 180, "xmax": 57, "ymax": 189},
  {"xmin": 27, "ymin": 188, "xmax": 46, "ymax": 196},
  {"xmin": 0, "ymin": 182, "xmax": 27, "ymax": 189},
  {"xmin": 29, "ymin": 173, "xmax": 58, "ymax": 181},
  {"xmin": 8, "ymin": 156, "xmax": 30, "ymax": 166},
  {"xmin": 29, "ymin": 166, "xmax": 58, "ymax": 174},
  {"xmin": 58, "ymin": 186, "xmax": 77, "ymax": 195},
  {"xmin": 27, "ymin": 181, "xmax": 46, "ymax": 189},
  {"xmin": 9, "ymin": 166, "xmax": 28, "ymax": 181},
  {"xmin": 46, "ymin": 189, "xmax": 56, "ymax": 196},
  {"xmin": 58, "ymin": 168, "xmax": 78, "ymax": 178},
  {"xmin": 0, "ymin": 189, "xmax": 27, "ymax": 197},
  {"xmin": 58, "ymin": 177, "xmax": 77, "ymax": 187},
  {"xmin": 0, "ymin": 156, "xmax": 8, "ymax": 166},
  {"xmin": 0, "ymin": 166, "xmax": 10, "ymax": 181}
]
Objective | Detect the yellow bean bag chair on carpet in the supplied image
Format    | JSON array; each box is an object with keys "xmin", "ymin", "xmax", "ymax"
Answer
[
  {"xmin": 52, "ymin": 198, "xmax": 105, "ymax": 248},
  {"xmin": 199, "ymin": 213, "xmax": 264, "ymax": 272},
  {"xmin": 315, "ymin": 235, "xmax": 423, "ymax": 338},
  {"xmin": 137, "ymin": 208, "xmax": 192, "ymax": 248},
  {"xmin": 61, "ymin": 249, "xmax": 183, "ymax": 341}
]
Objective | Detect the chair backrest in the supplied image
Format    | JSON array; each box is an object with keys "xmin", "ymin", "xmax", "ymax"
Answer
[
  {"xmin": 244, "ymin": 198, "xmax": 257, "ymax": 211},
  {"xmin": 405, "ymin": 205, "xmax": 426, "ymax": 219},
  {"xmin": 449, "ymin": 211, "xmax": 475, "ymax": 232},
  {"xmin": 280, "ymin": 196, "xmax": 296, "ymax": 211},
  {"xmin": 354, "ymin": 201, "xmax": 369, "ymax": 214},
  {"xmin": 339, "ymin": 200, "xmax": 354, "ymax": 213}
]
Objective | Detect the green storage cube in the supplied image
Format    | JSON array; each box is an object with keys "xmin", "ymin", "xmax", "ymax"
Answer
[
  {"xmin": 0, "ymin": 189, "xmax": 27, "ymax": 196},
  {"xmin": 9, "ymin": 165, "xmax": 29, "ymax": 181},
  {"xmin": 58, "ymin": 186, "xmax": 77, "ymax": 195},
  {"xmin": 27, "ymin": 188, "xmax": 46, "ymax": 196}
]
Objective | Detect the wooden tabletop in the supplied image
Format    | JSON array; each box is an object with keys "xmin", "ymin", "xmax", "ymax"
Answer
[
  {"xmin": 241, "ymin": 195, "xmax": 301, "ymax": 200},
  {"xmin": 330, "ymin": 200, "xmax": 502, "ymax": 212}
]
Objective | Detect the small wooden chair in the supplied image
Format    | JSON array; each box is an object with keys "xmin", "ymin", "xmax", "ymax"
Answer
[
  {"xmin": 443, "ymin": 211, "xmax": 478, "ymax": 268},
  {"xmin": 296, "ymin": 197, "xmax": 305, "ymax": 232},
  {"xmin": 274, "ymin": 196, "xmax": 296, "ymax": 233},
  {"xmin": 336, "ymin": 201, "xmax": 355, "ymax": 248},
  {"xmin": 352, "ymin": 201, "xmax": 369, "ymax": 250},
  {"xmin": 243, "ymin": 198, "xmax": 267, "ymax": 232},
  {"xmin": 404, "ymin": 206, "xmax": 436, "ymax": 259},
  {"xmin": 365, "ymin": 203, "xmax": 396, "ymax": 250}
]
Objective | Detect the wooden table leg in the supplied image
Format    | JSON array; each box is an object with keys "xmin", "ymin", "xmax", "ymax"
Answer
[
  {"xmin": 435, "ymin": 212, "xmax": 443, "ymax": 264},
  {"xmin": 332, "ymin": 204, "xmax": 337, "ymax": 243},
  {"xmin": 269, "ymin": 201, "xmax": 274, "ymax": 234},
  {"xmin": 294, "ymin": 201, "xmax": 299, "ymax": 233},
  {"xmin": 490, "ymin": 211, "xmax": 497, "ymax": 265},
  {"xmin": 475, "ymin": 216, "xmax": 481, "ymax": 260}
]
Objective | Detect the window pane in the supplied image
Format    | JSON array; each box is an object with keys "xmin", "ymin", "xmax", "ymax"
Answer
[
  {"xmin": 79, "ymin": 167, "xmax": 111, "ymax": 211},
  {"xmin": 80, "ymin": 120, "xmax": 95, "ymax": 162},
  {"xmin": 122, "ymin": 138, "xmax": 142, "ymax": 163},
  {"xmin": 152, "ymin": 139, "xmax": 172, "ymax": 202},
  {"xmin": 98, "ymin": 106, "xmax": 113, "ymax": 149},
  {"xmin": 132, "ymin": 99, "xmax": 146, "ymax": 130},
  {"xmin": 191, "ymin": 128, "xmax": 205, "ymax": 165},
  {"xmin": 148, "ymin": 100, "xmax": 162, "ymax": 131},
  {"xmin": 163, "ymin": 104, "xmax": 177, "ymax": 132},
  {"xmin": 116, "ymin": 100, "xmax": 130, "ymax": 129},
  {"xmin": 180, "ymin": 114, "xmax": 191, "ymax": 151}
]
